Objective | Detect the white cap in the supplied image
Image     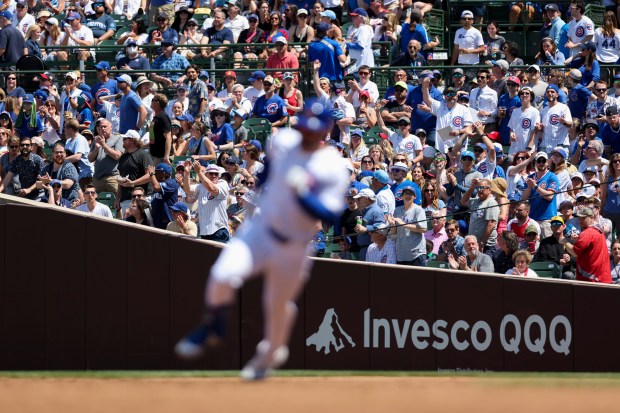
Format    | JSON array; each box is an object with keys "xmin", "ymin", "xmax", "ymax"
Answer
[
  {"xmin": 461, "ymin": 10, "xmax": 474, "ymax": 18},
  {"xmin": 123, "ymin": 129, "xmax": 141, "ymax": 141},
  {"xmin": 353, "ymin": 188, "xmax": 376, "ymax": 200},
  {"xmin": 205, "ymin": 164, "xmax": 222, "ymax": 175}
]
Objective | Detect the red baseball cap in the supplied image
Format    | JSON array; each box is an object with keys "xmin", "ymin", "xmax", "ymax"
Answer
[
  {"xmin": 506, "ymin": 75, "xmax": 520, "ymax": 85},
  {"xmin": 359, "ymin": 90, "xmax": 370, "ymax": 99},
  {"xmin": 224, "ymin": 70, "xmax": 237, "ymax": 78}
]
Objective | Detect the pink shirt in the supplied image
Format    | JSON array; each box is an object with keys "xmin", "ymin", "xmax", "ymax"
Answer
[{"xmin": 424, "ymin": 228, "xmax": 448, "ymax": 254}]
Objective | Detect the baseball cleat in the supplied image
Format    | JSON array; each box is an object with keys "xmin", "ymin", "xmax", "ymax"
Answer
[
  {"xmin": 174, "ymin": 325, "xmax": 210, "ymax": 360},
  {"xmin": 240, "ymin": 344, "xmax": 289, "ymax": 381}
]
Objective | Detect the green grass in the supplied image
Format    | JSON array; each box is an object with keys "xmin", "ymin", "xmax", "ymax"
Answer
[{"xmin": 3, "ymin": 370, "xmax": 620, "ymax": 382}]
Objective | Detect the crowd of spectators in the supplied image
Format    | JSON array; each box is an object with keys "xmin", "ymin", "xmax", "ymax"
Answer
[{"xmin": 0, "ymin": 0, "xmax": 618, "ymax": 285}]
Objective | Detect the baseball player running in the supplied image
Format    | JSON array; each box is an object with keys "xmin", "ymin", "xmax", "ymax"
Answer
[{"xmin": 175, "ymin": 101, "xmax": 349, "ymax": 380}]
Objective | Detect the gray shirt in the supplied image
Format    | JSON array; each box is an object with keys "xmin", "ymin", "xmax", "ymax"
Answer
[
  {"xmin": 392, "ymin": 203, "xmax": 427, "ymax": 261},
  {"xmin": 468, "ymin": 252, "xmax": 495, "ymax": 273},
  {"xmin": 90, "ymin": 134, "xmax": 125, "ymax": 178},
  {"xmin": 468, "ymin": 196, "xmax": 500, "ymax": 248},
  {"xmin": 449, "ymin": 168, "xmax": 482, "ymax": 209}
]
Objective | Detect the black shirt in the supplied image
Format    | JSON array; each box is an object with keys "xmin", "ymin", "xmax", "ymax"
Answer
[
  {"xmin": 340, "ymin": 207, "xmax": 363, "ymax": 252},
  {"xmin": 118, "ymin": 148, "xmax": 153, "ymax": 201},
  {"xmin": 150, "ymin": 111, "xmax": 172, "ymax": 158}
]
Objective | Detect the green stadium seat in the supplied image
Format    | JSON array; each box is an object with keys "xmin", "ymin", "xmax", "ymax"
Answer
[
  {"xmin": 97, "ymin": 191, "xmax": 117, "ymax": 216},
  {"xmin": 529, "ymin": 261, "xmax": 562, "ymax": 279},
  {"xmin": 427, "ymin": 260, "xmax": 450, "ymax": 269},
  {"xmin": 243, "ymin": 118, "xmax": 272, "ymax": 148}
]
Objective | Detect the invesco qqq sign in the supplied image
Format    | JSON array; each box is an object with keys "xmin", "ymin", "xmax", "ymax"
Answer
[{"xmin": 306, "ymin": 309, "xmax": 572, "ymax": 356}]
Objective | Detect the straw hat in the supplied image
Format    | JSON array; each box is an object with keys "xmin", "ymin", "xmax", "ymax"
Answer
[{"xmin": 490, "ymin": 177, "xmax": 507, "ymax": 198}]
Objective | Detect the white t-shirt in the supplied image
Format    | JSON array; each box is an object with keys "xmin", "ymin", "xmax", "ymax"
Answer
[
  {"xmin": 349, "ymin": 80, "xmax": 380, "ymax": 109},
  {"xmin": 77, "ymin": 201, "xmax": 114, "ymax": 218},
  {"xmin": 539, "ymin": 103, "xmax": 572, "ymax": 153},
  {"xmin": 453, "ymin": 27, "xmax": 484, "ymax": 65},
  {"xmin": 507, "ymin": 106, "xmax": 540, "ymax": 154},
  {"xmin": 430, "ymin": 99, "xmax": 474, "ymax": 153},
  {"xmin": 194, "ymin": 180, "xmax": 229, "ymax": 236},
  {"xmin": 475, "ymin": 157, "xmax": 497, "ymax": 180},
  {"xmin": 102, "ymin": 100, "xmax": 121, "ymax": 133},
  {"xmin": 67, "ymin": 25, "xmax": 96, "ymax": 58},
  {"xmin": 594, "ymin": 28, "xmax": 620, "ymax": 63},
  {"xmin": 398, "ymin": 135, "xmax": 423, "ymax": 162},
  {"xmin": 244, "ymin": 87, "xmax": 265, "ymax": 107},
  {"xmin": 225, "ymin": 15, "xmax": 249, "ymax": 42}
]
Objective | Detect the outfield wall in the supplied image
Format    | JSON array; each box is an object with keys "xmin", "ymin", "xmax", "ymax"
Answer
[{"xmin": 1, "ymin": 195, "xmax": 620, "ymax": 372}]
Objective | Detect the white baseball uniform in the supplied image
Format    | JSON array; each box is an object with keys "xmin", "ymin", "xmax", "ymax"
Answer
[
  {"xmin": 507, "ymin": 106, "xmax": 540, "ymax": 154},
  {"xmin": 539, "ymin": 103, "xmax": 572, "ymax": 153},
  {"xmin": 207, "ymin": 127, "xmax": 349, "ymax": 372}
]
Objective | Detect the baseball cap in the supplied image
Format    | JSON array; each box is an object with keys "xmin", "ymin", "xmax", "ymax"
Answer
[
  {"xmin": 394, "ymin": 81, "xmax": 408, "ymax": 90},
  {"xmin": 546, "ymin": 84, "xmax": 560, "ymax": 94},
  {"xmin": 584, "ymin": 121, "xmax": 599, "ymax": 131},
  {"xmin": 282, "ymin": 72, "xmax": 294, "ymax": 80},
  {"xmin": 583, "ymin": 165, "xmax": 598, "ymax": 174},
  {"xmin": 453, "ymin": 68, "xmax": 465, "ymax": 77},
  {"xmin": 373, "ymin": 170, "xmax": 390, "ymax": 184},
  {"xmin": 297, "ymin": 8, "xmax": 308, "ymax": 16},
  {"xmin": 34, "ymin": 89, "xmax": 48, "ymax": 102},
  {"xmin": 177, "ymin": 83, "xmax": 188, "ymax": 90},
  {"xmin": 491, "ymin": 59, "xmax": 509, "ymax": 72},
  {"xmin": 0, "ymin": 10, "xmax": 12, "ymax": 20},
  {"xmin": 297, "ymin": 100, "xmax": 333, "ymax": 134},
  {"xmin": 177, "ymin": 113, "xmax": 194, "ymax": 122},
  {"xmin": 353, "ymin": 188, "xmax": 376, "ymax": 200},
  {"xmin": 46, "ymin": 17, "xmax": 58, "ymax": 26},
  {"xmin": 390, "ymin": 162, "xmax": 408, "ymax": 172},
  {"xmin": 205, "ymin": 164, "xmax": 222, "ymax": 175},
  {"xmin": 263, "ymin": 75, "xmax": 274, "ymax": 84},
  {"xmin": 247, "ymin": 13, "xmax": 258, "ymax": 21},
  {"xmin": 350, "ymin": 128, "xmax": 364, "ymax": 137},
  {"xmin": 397, "ymin": 116, "xmax": 410, "ymax": 124},
  {"xmin": 170, "ymin": 202, "xmax": 189, "ymax": 214},
  {"xmin": 359, "ymin": 90, "xmax": 370, "ymax": 100},
  {"xmin": 36, "ymin": 10, "xmax": 52, "ymax": 19},
  {"xmin": 320, "ymin": 10, "xmax": 336, "ymax": 20},
  {"xmin": 582, "ymin": 41, "xmax": 597, "ymax": 52},
  {"xmin": 571, "ymin": 171, "xmax": 584, "ymax": 182},
  {"xmin": 461, "ymin": 10, "xmax": 474, "ymax": 18},
  {"xmin": 249, "ymin": 139, "xmax": 262, "ymax": 152},
  {"xmin": 94, "ymin": 61, "xmax": 110, "ymax": 71},
  {"xmin": 231, "ymin": 108, "xmax": 247, "ymax": 119},
  {"xmin": 559, "ymin": 200, "xmax": 574, "ymax": 210},
  {"xmin": 461, "ymin": 150, "xmax": 475, "ymax": 160},
  {"xmin": 551, "ymin": 215, "xmax": 565, "ymax": 225},
  {"xmin": 316, "ymin": 22, "xmax": 332, "ymax": 34},
  {"xmin": 155, "ymin": 163, "xmax": 172, "ymax": 174},
  {"xmin": 606, "ymin": 106, "xmax": 619, "ymax": 116},
  {"xmin": 569, "ymin": 68, "xmax": 582, "ymax": 80},
  {"xmin": 123, "ymin": 130, "xmax": 141, "ymax": 141},
  {"xmin": 23, "ymin": 94, "xmax": 34, "ymax": 103},
  {"xmin": 66, "ymin": 11, "xmax": 81, "ymax": 20},
  {"xmin": 493, "ymin": 142, "xmax": 504, "ymax": 155},
  {"xmin": 248, "ymin": 70, "xmax": 266, "ymax": 82},
  {"xmin": 576, "ymin": 207, "xmax": 594, "ymax": 218},
  {"xmin": 399, "ymin": 183, "xmax": 417, "ymax": 195},
  {"xmin": 551, "ymin": 146, "xmax": 568, "ymax": 159},
  {"xmin": 116, "ymin": 74, "xmax": 132, "ymax": 84},
  {"xmin": 545, "ymin": 4, "xmax": 559, "ymax": 11},
  {"xmin": 274, "ymin": 37, "xmax": 288, "ymax": 44},
  {"xmin": 199, "ymin": 70, "xmax": 209, "ymax": 80},
  {"xmin": 534, "ymin": 151, "xmax": 548, "ymax": 160},
  {"xmin": 432, "ymin": 70, "xmax": 442, "ymax": 79},
  {"xmin": 242, "ymin": 190, "xmax": 258, "ymax": 205},
  {"xmin": 525, "ymin": 224, "xmax": 539, "ymax": 235},
  {"xmin": 415, "ymin": 128, "xmax": 427, "ymax": 135},
  {"xmin": 457, "ymin": 92, "xmax": 470, "ymax": 101},
  {"xmin": 528, "ymin": 64, "xmax": 541, "ymax": 73},
  {"xmin": 475, "ymin": 142, "xmax": 487, "ymax": 151},
  {"xmin": 349, "ymin": 8, "xmax": 368, "ymax": 17},
  {"xmin": 224, "ymin": 70, "xmax": 237, "ymax": 78},
  {"xmin": 506, "ymin": 75, "xmax": 520, "ymax": 85}
]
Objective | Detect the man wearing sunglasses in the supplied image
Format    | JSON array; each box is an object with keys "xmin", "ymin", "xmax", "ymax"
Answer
[
  {"xmin": 251, "ymin": 75, "xmax": 288, "ymax": 133},
  {"xmin": 469, "ymin": 68, "xmax": 498, "ymax": 133},
  {"xmin": 0, "ymin": 137, "xmax": 45, "ymax": 199},
  {"xmin": 461, "ymin": 177, "xmax": 500, "ymax": 255},
  {"xmin": 507, "ymin": 86, "xmax": 539, "ymax": 154},
  {"xmin": 451, "ymin": 10, "xmax": 484, "ymax": 67},
  {"xmin": 522, "ymin": 65, "xmax": 547, "ymax": 109},
  {"xmin": 537, "ymin": 84, "xmax": 572, "ymax": 154},
  {"xmin": 76, "ymin": 185, "xmax": 114, "ymax": 218},
  {"xmin": 601, "ymin": 106, "xmax": 620, "ymax": 157},
  {"xmin": 585, "ymin": 79, "xmax": 615, "ymax": 133},
  {"xmin": 522, "ymin": 151, "xmax": 560, "ymax": 238},
  {"xmin": 422, "ymin": 75, "xmax": 473, "ymax": 153}
]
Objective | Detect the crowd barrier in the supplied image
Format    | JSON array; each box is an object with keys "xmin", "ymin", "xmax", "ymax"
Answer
[{"xmin": 1, "ymin": 194, "xmax": 620, "ymax": 371}]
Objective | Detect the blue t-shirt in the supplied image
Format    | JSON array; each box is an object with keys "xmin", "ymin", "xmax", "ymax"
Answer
[
  {"xmin": 90, "ymin": 79, "xmax": 119, "ymax": 113},
  {"xmin": 602, "ymin": 123, "xmax": 620, "ymax": 155},
  {"xmin": 77, "ymin": 107, "xmax": 94, "ymax": 130},
  {"xmin": 604, "ymin": 175, "xmax": 620, "ymax": 215},
  {"xmin": 391, "ymin": 180, "xmax": 422, "ymax": 207},
  {"xmin": 151, "ymin": 177, "xmax": 180, "ymax": 229},
  {"xmin": 211, "ymin": 123, "xmax": 234, "ymax": 146},
  {"xmin": 17, "ymin": 114, "xmax": 44, "ymax": 139},
  {"xmin": 119, "ymin": 91, "xmax": 143, "ymax": 134},
  {"xmin": 252, "ymin": 94, "xmax": 287, "ymax": 123},
  {"xmin": 405, "ymin": 85, "xmax": 444, "ymax": 133},
  {"xmin": 528, "ymin": 171, "xmax": 560, "ymax": 221},
  {"xmin": 497, "ymin": 93, "xmax": 522, "ymax": 145},
  {"xmin": 399, "ymin": 23, "xmax": 430, "ymax": 56},
  {"xmin": 569, "ymin": 58, "xmax": 601, "ymax": 87},
  {"xmin": 204, "ymin": 26, "xmax": 234, "ymax": 44},
  {"xmin": 307, "ymin": 38, "xmax": 344, "ymax": 82},
  {"xmin": 567, "ymin": 84, "xmax": 591, "ymax": 120}
]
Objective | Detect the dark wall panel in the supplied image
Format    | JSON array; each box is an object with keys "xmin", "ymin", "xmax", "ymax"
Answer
[
  {"xmin": 502, "ymin": 278, "xmax": 573, "ymax": 372},
  {"xmin": 0, "ymin": 205, "xmax": 5, "ymax": 367},
  {"xmin": 85, "ymin": 218, "xmax": 128, "ymax": 369},
  {"xmin": 126, "ymin": 228, "xmax": 171, "ymax": 369},
  {"xmin": 369, "ymin": 266, "xmax": 437, "ymax": 370},
  {"xmin": 44, "ymin": 209, "xmax": 87, "ymax": 369},
  {"xmin": 168, "ymin": 237, "xmax": 239, "ymax": 370},
  {"xmin": 2, "ymin": 205, "xmax": 47, "ymax": 369},
  {"xmin": 573, "ymin": 284, "xmax": 620, "ymax": 372},
  {"xmin": 304, "ymin": 260, "xmax": 370, "ymax": 370},
  {"xmin": 435, "ymin": 271, "xmax": 504, "ymax": 371}
]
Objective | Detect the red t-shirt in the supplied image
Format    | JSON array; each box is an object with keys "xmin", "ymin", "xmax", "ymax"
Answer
[{"xmin": 573, "ymin": 225, "xmax": 612, "ymax": 283}]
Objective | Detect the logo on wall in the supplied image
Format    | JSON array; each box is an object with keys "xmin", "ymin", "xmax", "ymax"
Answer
[{"xmin": 306, "ymin": 308, "xmax": 356, "ymax": 354}]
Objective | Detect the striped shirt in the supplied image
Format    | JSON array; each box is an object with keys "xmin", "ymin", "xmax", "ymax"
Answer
[{"xmin": 365, "ymin": 239, "xmax": 397, "ymax": 264}]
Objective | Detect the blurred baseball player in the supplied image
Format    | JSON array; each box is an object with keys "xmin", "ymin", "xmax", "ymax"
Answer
[{"xmin": 175, "ymin": 100, "xmax": 349, "ymax": 380}]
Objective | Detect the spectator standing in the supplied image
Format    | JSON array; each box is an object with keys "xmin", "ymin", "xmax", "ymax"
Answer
[
  {"xmin": 406, "ymin": 69, "xmax": 443, "ymax": 147},
  {"xmin": 492, "ymin": 230, "xmax": 519, "ymax": 274},
  {"xmin": 64, "ymin": 119, "xmax": 93, "ymax": 188},
  {"xmin": 461, "ymin": 178, "xmax": 500, "ymax": 254},
  {"xmin": 388, "ymin": 183, "xmax": 427, "ymax": 266},
  {"xmin": 522, "ymin": 65, "xmax": 547, "ymax": 109},
  {"xmin": 561, "ymin": 207, "xmax": 611, "ymax": 283},
  {"xmin": 307, "ymin": 23, "xmax": 345, "ymax": 83},
  {"xmin": 445, "ymin": 150, "xmax": 483, "ymax": 215},
  {"xmin": 149, "ymin": 93, "xmax": 172, "ymax": 166},
  {"xmin": 117, "ymin": 74, "xmax": 147, "ymax": 134},
  {"xmin": 76, "ymin": 185, "xmax": 114, "ymax": 218},
  {"xmin": 345, "ymin": 65, "xmax": 379, "ymax": 109},
  {"xmin": 497, "ymin": 75, "xmax": 522, "ymax": 145},
  {"xmin": 184, "ymin": 162, "xmax": 231, "ymax": 242},
  {"xmin": 266, "ymin": 38, "xmax": 299, "ymax": 81},
  {"xmin": 507, "ymin": 87, "xmax": 539, "ymax": 154},
  {"xmin": 522, "ymin": 151, "xmax": 560, "ymax": 238},
  {"xmin": 340, "ymin": 188, "xmax": 363, "ymax": 260},
  {"xmin": 183, "ymin": 65, "xmax": 208, "ymax": 123},
  {"xmin": 371, "ymin": 169, "xmax": 395, "ymax": 219},
  {"xmin": 469, "ymin": 69, "xmax": 498, "ymax": 132},
  {"xmin": 537, "ymin": 85, "xmax": 572, "ymax": 154},
  {"xmin": 251, "ymin": 75, "xmax": 288, "ymax": 132},
  {"xmin": 437, "ymin": 219, "xmax": 466, "ymax": 262},
  {"xmin": 88, "ymin": 118, "xmax": 124, "ymax": 193},
  {"xmin": 115, "ymin": 129, "xmax": 153, "ymax": 214},
  {"xmin": 507, "ymin": 200, "xmax": 540, "ymax": 248},
  {"xmin": 353, "ymin": 188, "xmax": 385, "ymax": 261},
  {"xmin": 451, "ymin": 10, "xmax": 485, "ymax": 70},
  {"xmin": 90, "ymin": 61, "xmax": 119, "ymax": 114},
  {"xmin": 0, "ymin": 11, "xmax": 25, "ymax": 66},
  {"xmin": 546, "ymin": 4, "xmax": 565, "ymax": 45},
  {"xmin": 424, "ymin": 210, "xmax": 447, "ymax": 255},
  {"xmin": 345, "ymin": 8, "xmax": 374, "ymax": 73},
  {"xmin": 566, "ymin": 0, "xmax": 595, "ymax": 58},
  {"xmin": 148, "ymin": 163, "xmax": 179, "ymax": 229},
  {"xmin": 13, "ymin": 1, "xmax": 34, "ymax": 38}
]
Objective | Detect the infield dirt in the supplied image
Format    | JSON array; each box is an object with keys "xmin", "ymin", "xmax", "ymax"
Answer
[{"xmin": 1, "ymin": 376, "xmax": 619, "ymax": 413}]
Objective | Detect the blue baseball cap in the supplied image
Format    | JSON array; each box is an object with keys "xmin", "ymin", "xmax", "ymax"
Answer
[
  {"xmin": 23, "ymin": 94, "xmax": 34, "ymax": 103},
  {"xmin": 66, "ymin": 11, "xmax": 81, "ymax": 20},
  {"xmin": 248, "ymin": 70, "xmax": 266, "ymax": 82},
  {"xmin": 155, "ymin": 163, "xmax": 172, "ymax": 174},
  {"xmin": 461, "ymin": 150, "xmax": 475, "ymax": 160},
  {"xmin": 199, "ymin": 70, "xmax": 209, "ymax": 80},
  {"xmin": 50, "ymin": 179, "xmax": 62, "ymax": 187},
  {"xmin": 546, "ymin": 84, "xmax": 560, "ymax": 94},
  {"xmin": 320, "ymin": 10, "xmax": 336, "ymax": 20},
  {"xmin": 176, "ymin": 114, "xmax": 193, "ymax": 122},
  {"xmin": 170, "ymin": 201, "xmax": 189, "ymax": 214},
  {"xmin": 249, "ymin": 139, "xmax": 262, "ymax": 152},
  {"xmin": 350, "ymin": 8, "xmax": 368, "ymax": 17},
  {"xmin": 0, "ymin": 10, "xmax": 12, "ymax": 20},
  {"xmin": 399, "ymin": 183, "xmax": 417, "ymax": 195},
  {"xmin": 34, "ymin": 89, "xmax": 48, "ymax": 101},
  {"xmin": 94, "ymin": 61, "xmax": 110, "ymax": 70},
  {"xmin": 373, "ymin": 170, "xmax": 390, "ymax": 185},
  {"xmin": 297, "ymin": 99, "xmax": 333, "ymax": 134}
]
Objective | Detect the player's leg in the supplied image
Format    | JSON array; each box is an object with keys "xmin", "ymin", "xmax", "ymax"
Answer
[
  {"xmin": 175, "ymin": 238, "xmax": 257, "ymax": 359},
  {"xmin": 241, "ymin": 248, "xmax": 310, "ymax": 379}
]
